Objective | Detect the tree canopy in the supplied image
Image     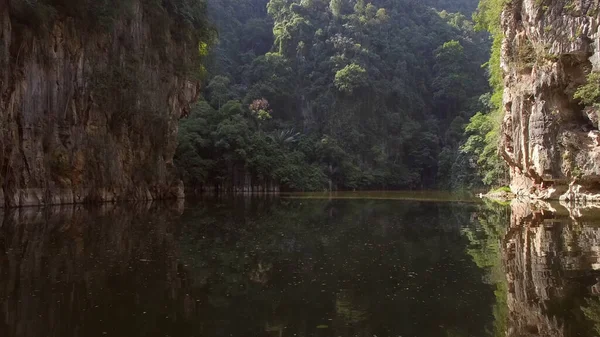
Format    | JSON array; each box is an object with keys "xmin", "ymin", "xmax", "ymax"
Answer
[{"xmin": 176, "ymin": 0, "xmax": 491, "ymax": 192}]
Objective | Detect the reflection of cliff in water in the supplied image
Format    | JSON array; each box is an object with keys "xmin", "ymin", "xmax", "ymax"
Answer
[
  {"xmin": 503, "ymin": 202, "xmax": 600, "ymax": 337},
  {"xmin": 0, "ymin": 202, "xmax": 191, "ymax": 337}
]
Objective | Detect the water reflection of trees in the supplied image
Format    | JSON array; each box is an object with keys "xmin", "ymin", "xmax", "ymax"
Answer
[
  {"xmin": 178, "ymin": 198, "xmax": 495, "ymax": 337},
  {"xmin": 463, "ymin": 200, "xmax": 509, "ymax": 337}
]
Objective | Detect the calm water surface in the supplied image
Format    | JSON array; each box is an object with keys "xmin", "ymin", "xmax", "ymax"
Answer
[{"xmin": 1, "ymin": 193, "xmax": 600, "ymax": 337}]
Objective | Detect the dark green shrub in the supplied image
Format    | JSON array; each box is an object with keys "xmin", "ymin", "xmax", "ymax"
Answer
[{"xmin": 574, "ymin": 71, "xmax": 600, "ymax": 107}]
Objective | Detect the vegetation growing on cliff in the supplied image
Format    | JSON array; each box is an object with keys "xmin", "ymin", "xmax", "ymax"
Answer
[
  {"xmin": 176, "ymin": 0, "xmax": 491, "ymax": 192},
  {"xmin": 461, "ymin": 0, "xmax": 509, "ymax": 187},
  {"xmin": 575, "ymin": 71, "xmax": 600, "ymax": 107}
]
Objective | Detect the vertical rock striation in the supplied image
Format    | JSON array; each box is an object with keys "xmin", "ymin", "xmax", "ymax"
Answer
[
  {"xmin": 0, "ymin": 0, "xmax": 203, "ymax": 207},
  {"xmin": 500, "ymin": 0, "xmax": 600, "ymax": 201}
]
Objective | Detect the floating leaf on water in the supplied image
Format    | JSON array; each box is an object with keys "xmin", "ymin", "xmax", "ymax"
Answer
[{"xmin": 316, "ymin": 325, "xmax": 329, "ymax": 329}]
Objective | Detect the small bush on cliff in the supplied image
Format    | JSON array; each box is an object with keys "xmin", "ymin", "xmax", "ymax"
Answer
[
  {"xmin": 574, "ymin": 71, "xmax": 600, "ymax": 107},
  {"xmin": 583, "ymin": 298, "xmax": 600, "ymax": 336}
]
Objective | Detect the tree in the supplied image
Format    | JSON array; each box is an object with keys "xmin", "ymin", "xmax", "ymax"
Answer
[
  {"xmin": 249, "ymin": 98, "xmax": 273, "ymax": 120},
  {"xmin": 330, "ymin": 0, "xmax": 342, "ymax": 17},
  {"xmin": 207, "ymin": 76, "xmax": 233, "ymax": 109},
  {"xmin": 180, "ymin": 0, "xmax": 491, "ymax": 191},
  {"xmin": 334, "ymin": 63, "xmax": 368, "ymax": 93},
  {"xmin": 462, "ymin": 108, "xmax": 507, "ymax": 186},
  {"xmin": 375, "ymin": 8, "xmax": 389, "ymax": 22},
  {"xmin": 354, "ymin": 0, "xmax": 365, "ymax": 15}
]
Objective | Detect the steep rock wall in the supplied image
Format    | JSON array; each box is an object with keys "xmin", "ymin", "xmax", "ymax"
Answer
[
  {"xmin": 0, "ymin": 0, "xmax": 201, "ymax": 207},
  {"xmin": 500, "ymin": 0, "xmax": 600, "ymax": 201}
]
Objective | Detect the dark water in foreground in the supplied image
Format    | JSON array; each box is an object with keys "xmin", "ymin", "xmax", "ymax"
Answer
[{"xmin": 1, "ymin": 194, "xmax": 600, "ymax": 337}]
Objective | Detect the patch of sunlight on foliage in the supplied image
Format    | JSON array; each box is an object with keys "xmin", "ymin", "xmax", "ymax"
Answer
[
  {"xmin": 199, "ymin": 41, "xmax": 210, "ymax": 56},
  {"xmin": 334, "ymin": 63, "xmax": 368, "ymax": 94}
]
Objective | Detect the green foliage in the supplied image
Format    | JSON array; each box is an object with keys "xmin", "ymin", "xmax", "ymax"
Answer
[
  {"xmin": 207, "ymin": 75, "xmax": 234, "ymax": 108},
  {"xmin": 249, "ymin": 98, "xmax": 273, "ymax": 121},
  {"xmin": 334, "ymin": 63, "xmax": 368, "ymax": 94},
  {"xmin": 330, "ymin": 0, "xmax": 342, "ymax": 16},
  {"xmin": 491, "ymin": 186, "xmax": 511, "ymax": 193},
  {"xmin": 423, "ymin": 0, "xmax": 479, "ymax": 14},
  {"xmin": 458, "ymin": 0, "xmax": 510, "ymax": 187},
  {"xmin": 574, "ymin": 71, "xmax": 600, "ymax": 107},
  {"xmin": 474, "ymin": 0, "xmax": 508, "ymax": 107},
  {"xmin": 181, "ymin": 0, "xmax": 490, "ymax": 191},
  {"xmin": 462, "ymin": 104, "xmax": 508, "ymax": 186},
  {"xmin": 582, "ymin": 299, "xmax": 600, "ymax": 336},
  {"xmin": 176, "ymin": 100, "xmax": 328, "ymax": 191}
]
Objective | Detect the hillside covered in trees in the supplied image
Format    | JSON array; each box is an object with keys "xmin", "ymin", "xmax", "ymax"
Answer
[{"xmin": 176, "ymin": 0, "xmax": 494, "ymax": 192}]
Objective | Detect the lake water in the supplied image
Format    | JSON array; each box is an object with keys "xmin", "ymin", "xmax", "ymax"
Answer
[{"xmin": 1, "ymin": 193, "xmax": 600, "ymax": 337}]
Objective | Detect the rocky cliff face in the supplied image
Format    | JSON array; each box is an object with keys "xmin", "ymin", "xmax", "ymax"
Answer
[
  {"xmin": 500, "ymin": 0, "xmax": 600, "ymax": 201},
  {"xmin": 0, "ymin": 0, "xmax": 202, "ymax": 207}
]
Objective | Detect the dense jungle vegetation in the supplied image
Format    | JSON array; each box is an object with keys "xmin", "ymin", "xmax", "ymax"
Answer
[{"xmin": 175, "ymin": 0, "xmax": 506, "ymax": 192}]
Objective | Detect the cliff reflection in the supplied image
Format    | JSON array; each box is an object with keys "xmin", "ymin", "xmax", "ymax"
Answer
[
  {"xmin": 0, "ymin": 202, "xmax": 188, "ymax": 337},
  {"xmin": 502, "ymin": 202, "xmax": 600, "ymax": 337}
]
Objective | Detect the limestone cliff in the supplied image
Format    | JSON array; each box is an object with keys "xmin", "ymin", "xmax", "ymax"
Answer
[
  {"xmin": 0, "ymin": 0, "xmax": 204, "ymax": 207},
  {"xmin": 500, "ymin": 0, "xmax": 600, "ymax": 201}
]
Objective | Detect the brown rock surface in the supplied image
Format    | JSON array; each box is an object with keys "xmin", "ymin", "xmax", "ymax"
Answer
[
  {"xmin": 500, "ymin": 0, "xmax": 600, "ymax": 201},
  {"xmin": 0, "ymin": 0, "xmax": 201, "ymax": 207}
]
